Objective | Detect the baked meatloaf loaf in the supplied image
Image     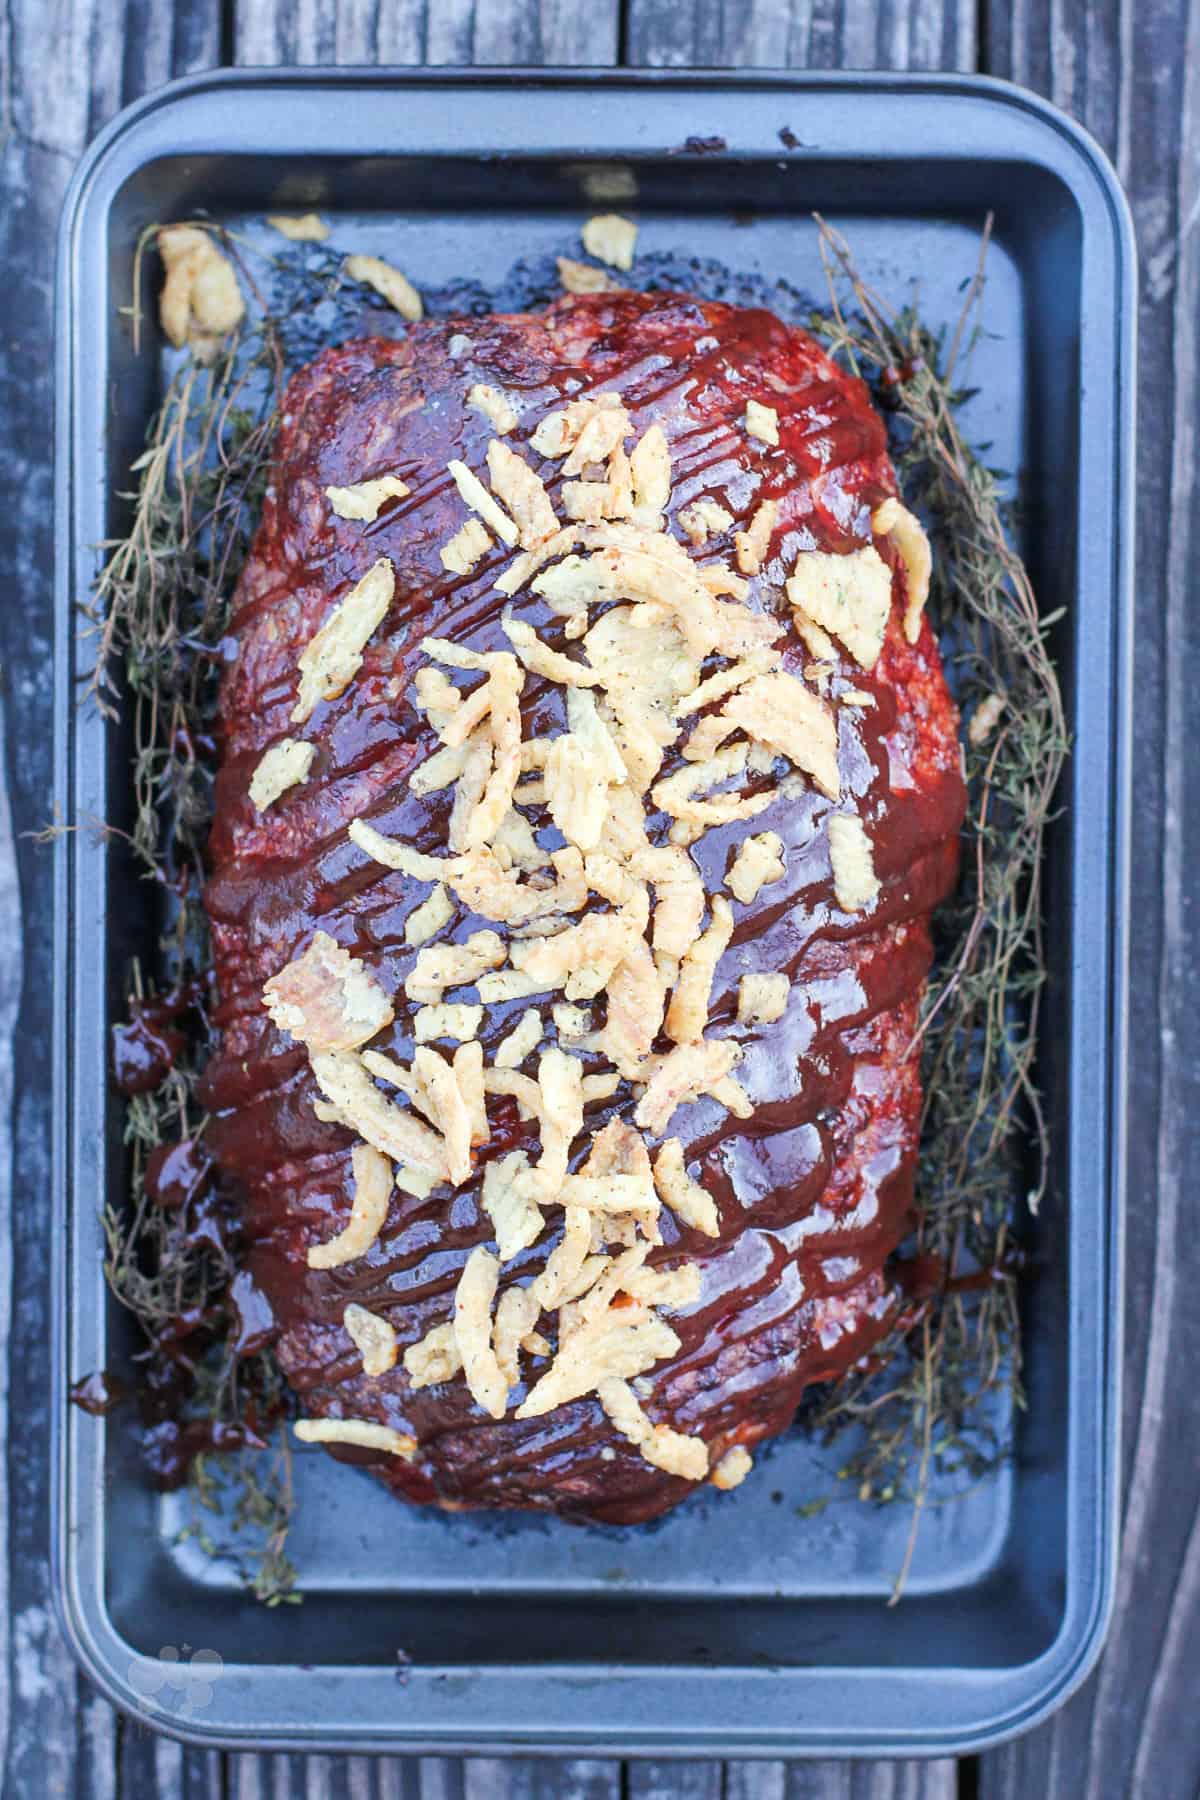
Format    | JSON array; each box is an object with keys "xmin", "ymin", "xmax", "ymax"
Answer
[{"xmin": 199, "ymin": 288, "xmax": 965, "ymax": 1525}]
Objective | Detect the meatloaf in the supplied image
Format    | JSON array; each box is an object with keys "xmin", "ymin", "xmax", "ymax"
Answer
[{"xmin": 199, "ymin": 289, "xmax": 966, "ymax": 1525}]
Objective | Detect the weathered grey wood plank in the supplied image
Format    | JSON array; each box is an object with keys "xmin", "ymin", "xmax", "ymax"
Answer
[
  {"xmin": 377, "ymin": 1759, "xmax": 429, "ymax": 1800},
  {"xmin": 419, "ymin": 1757, "xmax": 466, "ymax": 1800},
  {"xmin": 979, "ymin": 0, "xmax": 1200, "ymax": 1795},
  {"xmin": 621, "ymin": 1758, "xmax": 958, "ymax": 1797},
  {"xmin": 625, "ymin": 0, "xmax": 976, "ymax": 71},
  {"xmin": 232, "ymin": 1750, "xmax": 412, "ymax": 1797},
  {"xmin": 0, "ymin": 712, "xmax": 21, "ymax": 1800},
  {"xmin": 233, "ymin": 0, "xmax": 620, "ymax": 67},
  {"xmin": 727, "ymin": 1763, "xmax": 786, "ymax": 1800},
  {"xmin": 626, "ymin": 1762, "xmax": 723, "ymax": 1800},
  {"xmin": 463, "ymin": 1760, "xmax": 620, "ymax": 1800},
  {"xmin": 0, "ymin": 0, "xmax": 221, "ymax": 1782},
  {"xmin": 782, "ymin": 1766, "xmax": 957, "ymax": 1799},
  {"xmin": 119, "ymin": 1719, "xmax": 223, "ymax": 1799},
  {"xmin": 226, "ymin": 1759, "xmax": 621, "ymax": 1800}
]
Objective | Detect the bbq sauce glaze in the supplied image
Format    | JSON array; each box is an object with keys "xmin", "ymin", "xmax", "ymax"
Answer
[{"xmin": 198, "ymin": 292, "xmax": 965, "ymax": 1524}]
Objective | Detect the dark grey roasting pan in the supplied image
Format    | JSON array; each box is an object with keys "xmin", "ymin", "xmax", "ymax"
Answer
[{"xmin": 52, "ymin": 68, "xmax": 1134, "ymax": 1757}]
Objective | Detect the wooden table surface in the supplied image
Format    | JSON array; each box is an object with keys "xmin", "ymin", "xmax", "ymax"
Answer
[{"xmin": 2, "ymin": 1, "xmax": 1196, "ymax": 1795}]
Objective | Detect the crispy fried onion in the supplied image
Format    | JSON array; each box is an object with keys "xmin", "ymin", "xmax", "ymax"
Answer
[
  {"xmin": 411, "ymin": 1046, "xmax": 473, "ymax": 1185},
  {"xmin": 510, "ymin": 900, "xmax": 646, "ymax": 1002},
  {"xmin": 482, "ymin": 1148, "xmax": 544, "ymax": 1262},
  {"xmin": 264, "ymin": 931, "xmax": 393, "ymax": 1053},
  {"xmin": 543, "ymin": 688, "xmax": 627, "ymax": 854},
  {"xmin": 651, "ymin": 743, "xmax": 773, "ymax": 829},
  {"xmin": 531, "ymin": 391, "xmax": 631, "ymax": 467},
  {"xmin": 343, "ymin": 1302, "xmax": 398, "ymax": 1376},
  {"xmin": 717, "ymin": 671, "xmax": 840, "ymax": 800},
  {"xmin": 307, "ymin": 1141, "xmax": 394, "ymax": 1270},
  {"xmin": 440, "ymin": 517, "xmax": 492, "ymax": 576},
  {"xmin": 351, "ymin": 820, "xmax": 588, "ymax": 929},
  {"xmin": 516, "ymin": 1306, "xmax": 680, "ymax": 1419},
  {"xmin": 872, "ymin": 496, "xmax": 932, "ymax": 644},
  {"xmin": 468, "ymin": 384, "xmax": 518, "ymax": 435},
  {"xmin": 157, "ymin": 225, "xmax": 245, "ymax": 359},
  {"xmin": 404, "ymin": 1321, "xmax": 463, "ymax": 1388},
  {"xmin": 678, "ymin": 498, "xmax": 734, "ymax": 545},
  {"xmin": 453, "ymin": 1246, "xmax": 509, "ymax": 1419},
  {"xmin": 559, "ymin": 1119, "xmax": 662, "ymax": 1244},
  {"xmin": 737, "ymin": 971, "xmax": 790, "ymax": 1025},
  {"xmin": 734, "ymin": 497, "xmax": 778, "ymax": 575},
  {"xmin": 487, "ymin": 440, "xmax": 558, "ymax": 548},
  {"xmin": 711, "ymin": 1444, "xmax": 754, "ymax": 1489},
  {"xmin": 726, "ymin": 831, "xmax": 785, "ymax": 905},
  {"xmin": 652, "ymin": 1138, "xmax": 719, "ymax": 1237},
  {"xmin": 493, "ymin": 1284, "xmax": 546, "ymax": 1386},
  {"xmin": 310, "ymin": 1051, "xmax": 448, "ymax": 1196},
  {"xmin": 827, "ymin": 812, "xmax": 881, "ymax": 913},
  {"xmin": 294, "ymin": 1418, "xmax": 417, "ymax": 1459},
  {"xmin": 292, "ymin": 557, "xmax": 394, "ymax": 723},
  {"xmin": 598, "ymin": 1378, "xmax": 709, "ymax": 1480},
  {"xmin": 249, "ymin": 737, "xmax": 314, "ymax": 812},
  {"xmin": 786, "ymin": 545, "xmax": 893, "ymax": 672},
  {"xmin": 326, "ymin": 475, "xmax": 410, "ymax": 522},
  {"xmin": 634, "ymin": 1039, "xmax": 750, "ymax": 1137},
  {"xmin": 664, "ymin": 896, "xmax": 734, "ymax": 1044},
  {"xmin": 404, "ymin": 930, "xmax": 505, "ymax": 1004}
]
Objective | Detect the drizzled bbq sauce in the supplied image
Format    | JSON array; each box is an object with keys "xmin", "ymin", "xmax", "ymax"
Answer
[
  {"xmin": 102, "ymin": 993, "xmax": 285, "ymax": 1488},
  {"xmin": 111, "ymin": 1000, "xmax": 186, "ymax": 1096},
  {"xmin": 144, "ymin": 1137, "xmax": 211, "ymax": 1209},
  {"xmin": 70, "ymin": 1371, "xmax": 129, "ymax": 1416}
]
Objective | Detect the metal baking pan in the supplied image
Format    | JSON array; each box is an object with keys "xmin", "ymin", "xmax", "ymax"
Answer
[{"xmin": 53, "ymin": 68, "xmax": 1134, "ymax": 1757}]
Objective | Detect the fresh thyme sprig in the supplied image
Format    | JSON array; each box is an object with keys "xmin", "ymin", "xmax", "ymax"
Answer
[
  {"xmin": 807, "ymin": 215, "xmax": 1068, "ymax": 1599},
  {"xmin": 91, "ymin": 228, "xmax": 304, "ymax": 1605}
]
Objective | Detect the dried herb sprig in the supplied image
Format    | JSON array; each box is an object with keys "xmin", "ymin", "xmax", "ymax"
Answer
[
  {"xmin": 92, "ymin": 229, "xmax": 307, "ymax": 1605},
  {"xmin": 178, "ymin": 1352, "xmax": 300, "ymax": 1607},
  {"xmin": 90, "ymin": 232, "xmax": 279, "ymax": 881},
  {"xmin": 807, "ymin": 215, "xmax": 1069, "ymax": 1599}
]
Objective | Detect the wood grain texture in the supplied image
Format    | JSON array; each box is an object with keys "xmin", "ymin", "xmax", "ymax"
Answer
[
  {"xmin": 977, "ymin": 0, "xmax": 1200, "ymax": 1796},
  {"xmin": 784, "ymin": 1772, "xmax": 956, "ymax": 1800},
  {"xmin": 228, "ymin": 1750, "xmax": 438, "ymax": 1795},
  {"xmin": 233, "ymin": 0, "xmax": 620, "ymax": 66},
  {"xmin": 463, "ymin": 1762, "xmax": 620, "ymax": 1800},
  {"xmin": 625, "ymin": 0, "xmax": 976, "ymax": 71},
  {"xmin": 0, "ymin": 714, "xmax": 18, "ymax": 1800},
  {"xmin": 626, "ymin": 1765, "xmax": 723, "ymax": 1800},
  {"xmin": 725, "ymin": 1767, "xmax": 785, "ymax": 1800}
]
